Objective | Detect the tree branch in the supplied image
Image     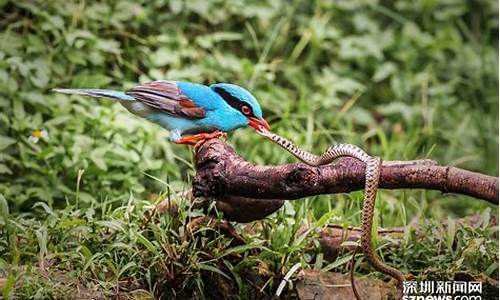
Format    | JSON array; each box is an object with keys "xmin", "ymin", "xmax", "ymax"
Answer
[{"xmin": 193, "ymin": 139, "xmax": 498, "ymax": 208}]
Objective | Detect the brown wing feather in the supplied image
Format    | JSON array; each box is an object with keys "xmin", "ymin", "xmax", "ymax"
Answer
[{"xmin": 126, "ymin": 81, "xmax": 206, "ymax": 119}]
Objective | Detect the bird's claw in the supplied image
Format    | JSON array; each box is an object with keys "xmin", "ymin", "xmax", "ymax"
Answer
[
  {"xmin": 176, "ymin": 131, "xmax": 228, "ymax": 149},
  {"xmin": 193, "ymin": 132, "xmax": 226, "ymax": 152},
  {"xmin": 219, "ymin": 132, "xmax": 228, "ymax": 141}
]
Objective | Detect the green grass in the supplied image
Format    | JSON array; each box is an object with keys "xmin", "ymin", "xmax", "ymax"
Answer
[{"xmin": 0, "ymin": 0, "xmax": 498, "ymax": 298}]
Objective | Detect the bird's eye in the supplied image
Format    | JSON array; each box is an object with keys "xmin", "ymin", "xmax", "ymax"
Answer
[{"xmin": 241, "ymin": 105, "xmax": 251, "ymax": 115}]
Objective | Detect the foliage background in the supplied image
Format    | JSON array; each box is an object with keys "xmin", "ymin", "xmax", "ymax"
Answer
[{"xmin": 0, "ymin": 0, "xmax": 498, "ymax": 298}]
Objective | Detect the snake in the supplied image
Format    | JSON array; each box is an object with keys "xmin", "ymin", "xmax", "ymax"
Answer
[{"xmin": 256, "ymin": 128, "xmax": 406, "ymax": 294}]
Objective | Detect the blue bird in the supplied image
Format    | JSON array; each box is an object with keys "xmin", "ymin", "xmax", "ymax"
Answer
[{"xmin": 53, "ymin": 80, "xmax": 270, "ymax": 145}]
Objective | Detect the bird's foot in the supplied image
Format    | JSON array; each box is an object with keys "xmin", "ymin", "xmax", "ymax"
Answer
[{"xmin": 175, "ymin": 131, "xmax": 228, "ymax": 148}]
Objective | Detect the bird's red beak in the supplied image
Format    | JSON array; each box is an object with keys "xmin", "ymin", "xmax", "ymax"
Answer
[{"xmin": 248, "ymin": 117, "xmax": 270, "ymax": 132}]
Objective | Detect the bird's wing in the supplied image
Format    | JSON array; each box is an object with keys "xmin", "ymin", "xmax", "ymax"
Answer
[{"xmin": 126, "ymin": 81, "xmax": 206, "ymax": 119}]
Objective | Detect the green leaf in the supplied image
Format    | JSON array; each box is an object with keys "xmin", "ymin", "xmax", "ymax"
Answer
[
  {"xmin": 169, "ymin": 0, "xmax": 183, "ymax": 14},
  {"xmin": 321, "ymin": 254, "xmax": 355, "ymax": 272},
  {"xmin": 198, "ymin": 263, "xmax": 231, "ymax": 280},
  {"xmin": 316, "ymin": 210, "xmax": 337, "ymax": 228},
  {"xmin": 0, "ymin": 193, "xmax": 9, "ymax": 220},
  {"xmin": 66, "ymin": 50, "xmax": 87, "ymax": 65},
  {"xmin": 150, "ymin": 47, "xmax": 176, "ymax": 67},
  {"xmin": 96, "ymin": 220, "xmax": 124, "ymax": 232},
  {"xmin": 72, "ymin": 73, "xmax": 112, "ymax": 88},
  {"xmin": 89, "ymin": 146, "xmax": 109, "ymax": 171},
  {"xmin": 446, "ymin": 217, "xmax": 456, "ymax": 253},
  {"xmin": 135, "ymin": 231, "xmax": 159, "ymax": 255},
  {"xmin": 2, "ymin": 272, "xmax": 16, "ymax": 299},
  {"xmin": 78, "ymin": 192, "xmax": 96, "ymax": 204},
  {"xmin": 56, "ymin": 218, "xmax": 86, "ymax": 229},
  {"xmin": 32, "ymin": 202, "xmax": 53, "ymax": 215},
  {"xmin": 35, "ymin": 226, "xmax": 48, "ymax": 255},
  {"xmin": 216, "ymin": 243, "xmax": 266, "ymax": 259},
  {"xmin": 222, "ymin": 260, "xmax": 242, "ymax": 292},
  {"xmin": 372, "ymin": 62, "xmax": 397, "ymax": 82},
  {"xmin": 117, "ymin": 261, "xmax": 138, "ymax": 279},
  {"xmin": 485, "ymin": 262, "xmax": 498, "ymax": 276},
  {"xmin": 13, "ymin": 100, "xmax": 25, "ymax": 120},
  {"xmin": 0, "ymin": 136, "xmax": 16, "ymax": 151},
  {"xmin": 0, "ymin": 164, "xmax": 12, "ymax": 174},
  {"xmin": 78, "ymin": 245, "xmax": 93, "ymax": 260}
]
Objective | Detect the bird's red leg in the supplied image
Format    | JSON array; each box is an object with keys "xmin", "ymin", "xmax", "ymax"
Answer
[
  {"xmin": 193, "ymin": 131, "xmax": 228, "ymax": 151},
  {"xmin": 175, "ymin": 131, "xmax": 227, "ymax": 147},
  {"xmin": 175, "ymin": 139, "xmax": 197, "ymax": 146}
]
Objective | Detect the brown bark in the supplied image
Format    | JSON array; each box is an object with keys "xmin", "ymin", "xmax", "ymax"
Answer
[{"xmin": 193, "ymin": 139, "xmax": 498, "ymax": 210}]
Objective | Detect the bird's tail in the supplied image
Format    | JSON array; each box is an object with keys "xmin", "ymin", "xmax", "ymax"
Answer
[{"xmin": 52, "ymin": 88, "xmax": 135, "ymax": 101}]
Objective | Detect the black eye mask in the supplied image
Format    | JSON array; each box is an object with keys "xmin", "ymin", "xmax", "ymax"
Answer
[{"xmin": 213, "ymin": 87, "xmax": 256, "ymax": 118}]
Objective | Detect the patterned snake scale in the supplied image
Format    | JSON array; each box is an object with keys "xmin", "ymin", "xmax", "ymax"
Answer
[{"xmin": 257, "ymin": 128, "xmax": 406, "ymax": 286}]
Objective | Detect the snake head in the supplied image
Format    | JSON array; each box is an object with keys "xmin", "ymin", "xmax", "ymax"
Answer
[{"xmin": 255, "ymin": 125, "xmax": 272, "ymax": 138}]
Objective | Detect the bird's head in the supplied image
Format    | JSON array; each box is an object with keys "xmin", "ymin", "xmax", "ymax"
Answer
[{"xmin": 210, "ymin": 83, "xmax": 270, "ymax": 133}]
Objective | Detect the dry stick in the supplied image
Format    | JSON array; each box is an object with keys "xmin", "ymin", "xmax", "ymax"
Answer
[{"xmin": 193, "ymin": 139, "xmax": 498, "ymax": 205}]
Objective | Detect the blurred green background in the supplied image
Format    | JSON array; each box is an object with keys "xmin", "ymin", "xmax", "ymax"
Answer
[{"xmin": 0, "ymin": 0, "xmax": 498, "ymax": 298}]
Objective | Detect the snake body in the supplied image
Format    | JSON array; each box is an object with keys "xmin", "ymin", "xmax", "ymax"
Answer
[{"xmin": 257, "ymin": 129, "xmax": 406, "ymax": 286}]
